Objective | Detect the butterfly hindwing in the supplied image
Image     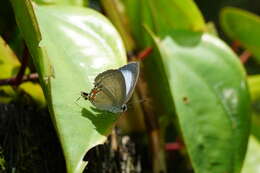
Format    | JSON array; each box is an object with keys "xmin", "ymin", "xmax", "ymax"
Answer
[
  {"xmin": 94, "ymin": 69, "xmax": 126, "ymax": 108},
  {"xmin": 90, "ymin": 87, "xmax": 117, "ymax": 111}
]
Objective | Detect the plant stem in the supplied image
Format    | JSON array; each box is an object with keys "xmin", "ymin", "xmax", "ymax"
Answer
[
  {"xmin": 136, "ymin": 71, "xmax": 166, "ymax": 173},
  {"xmin": 100, "ymin": 1, "xmax": 166, "ymax": 172},
  {"xmin": 13, "ymin": 47, "xmax": 29, "ymax": 86},
  {"xmin": 0, "ymin": 73, "xmax": 38, "ymax": 86},
  {"xmin": 240, "ymin": 50, "xmax": 251, "ymax": 64},
  {"xmin": 137, "ymin": 47, "xmax": 153, "ymax": 60}
]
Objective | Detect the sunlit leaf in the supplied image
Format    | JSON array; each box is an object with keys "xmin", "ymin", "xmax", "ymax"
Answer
[
  {"xmin": 19, "ymin": 82, "xmax": 46, "ymax": 107},
  {"xmin": 0, "ymin": 35, "xmax": 45, "ymax": 105},
  {"xmin": 10, "ymin": 0, "xmax": 126, "ymax": 172},
  {"xmin": 0, "ymin": 36, "xmax": 19, "ymax": 102},
  {"xmin": 242, "ymin": 136, "xmax": 260, "ymax": 173},
  {"xmin": 150, "ymin": 30, "xmax": 251, "ymax": 173},
  {"xmin": 33, "ymin": 0, "xmax": 87, "ymax": 6}
]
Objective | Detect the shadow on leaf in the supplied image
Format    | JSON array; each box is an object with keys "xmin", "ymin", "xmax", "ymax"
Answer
[{"xmin": 81, "ymin": 107, "xmax": 119, "ymax": 135}]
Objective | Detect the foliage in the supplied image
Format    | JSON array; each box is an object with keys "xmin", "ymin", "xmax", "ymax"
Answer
[{"xmin": 0, "ymin": 0, "xmax": 259, "ymax": 173}]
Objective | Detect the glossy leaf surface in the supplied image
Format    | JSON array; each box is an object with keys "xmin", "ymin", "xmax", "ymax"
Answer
[
  {"xmin": 33, "ymin": 0, "xmax": 87, "ymax": 6},
  {"xmin": 11, "ymin": 1, "xmax": 126, "ymax": 172},
  {"xmin": 152, "ymin": 31, "xmax": 251, "ymax": 173}
]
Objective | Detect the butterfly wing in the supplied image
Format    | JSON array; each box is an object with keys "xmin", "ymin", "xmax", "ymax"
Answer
[
  {"xmin": 118, "ymin": 62, "xmax": 140, "ymax": 103},
  {"xmin": 95, "ymin": 70, "xmax": 116, "ymax": 86},
  {"xmin": 93, "ymin": 69, "xmax": 126, "ymax": 109},
  {"xmin": 90, "ymin": 87, "xmax": 117, "ymax": 112}
]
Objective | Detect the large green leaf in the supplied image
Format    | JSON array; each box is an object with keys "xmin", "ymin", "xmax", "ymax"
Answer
[
  {"xmin": 11, "ymin": 1, "xmax": 126, "ymax": 172},
  {"xmin": 121, "ymin": 0, "xmax": 206, "ymax": 117},
  {"xmin": 121, "ymin": 0, "xmax": 155, "ymax": 48},
  {"xmin": 220, "ymin": 7, "xmax": 260, "ymax": 62},
  {"xmin": 149, "ymin": 0, "xmax": 205, "ymax": 34},
  {"xmin": 151, "ymin": 30, "xmax": 251, "ymax": 173}
]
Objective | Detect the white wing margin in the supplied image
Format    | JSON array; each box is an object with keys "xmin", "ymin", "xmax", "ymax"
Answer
[{"xmin": 119, "ymin": 62, "xmax": 140, "ymax": 103}]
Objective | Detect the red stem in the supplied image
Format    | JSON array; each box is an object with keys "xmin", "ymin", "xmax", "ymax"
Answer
[
  {"xmin": 240, "ymin": 50, "xmax": 251, "ymax": 64},
  {"xmin": 14, "ymin": 47, "xmax": 29, "ymax": 86},
  {"xmin": 0, "ymin": 73, "xmax": 38, "ymax": 86},
  {"xmin": 137, "ymin": 47, "xmax": 153, "ymax": 60}
]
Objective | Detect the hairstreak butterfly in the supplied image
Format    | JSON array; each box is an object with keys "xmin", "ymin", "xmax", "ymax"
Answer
[{"xmin": 81, "ymin": 62, "xmax": 140, "ymax": 113}]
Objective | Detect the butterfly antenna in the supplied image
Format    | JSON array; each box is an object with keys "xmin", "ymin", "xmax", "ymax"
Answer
[
  {"xmin": 74, "ymin": 94, "xmax": 84, "ymax": 109},
  {"xmin": 76, "ymin": 96, "xmax": 81, "ymax": 102},
  {"xmin": 74, "ymin": 99, "xmax": 84, "ymax": 109}
]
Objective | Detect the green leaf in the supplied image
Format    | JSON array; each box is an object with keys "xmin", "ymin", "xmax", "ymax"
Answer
[
  {"xmin": 220, "ymin": 7, "xmax": 260, "ymax": 62},
  {"xmin": 121, "ymin": 0, "xmax": 155, "ymax": 48},
  {"xmin": 242, "ymin": 136, "xmax": 260, "ymax": 173},
  {"xmin": 0, "ymin": 36, "xmax": 20, "ymax": 77},
  {"xmin": 0, "ymin": 36, "xmax": 46, "ymax": 105},
  {"xmin": 100, "ymin": 0, "xmax": 135, "ymax": 51},
  {"xmin": 10, "ymin": 1, "xmax": 126, "ymax": 172},
  {"xmin": 33, "ymin": 0, "xmax": 87, "ymax": 6},
  {"xmin": 151, "ymin": 30, "xmax": 251, "ymax": 173},
  {"xmin": 19, "ymin": 82, "xmax": 46, "ymax": 107},
  {"xmin": 0, "ymin": 36, "xmax": 20, "ymax": 102},
  {"xmin": 149, "ymin": 0, "xmax": 205, "ymax": 34},
  {"xmin": 122, "ymin": 0, "xmax": 207, "ymax": 117},
  {"xmin": 248, "ymin": 75, "xmax": 260, "ymax": 141},
  {"xmin": 122, "ymin": 0, "xmax": 205, "ymax": 47}
]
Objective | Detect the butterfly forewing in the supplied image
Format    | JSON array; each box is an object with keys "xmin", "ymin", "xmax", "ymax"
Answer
[{"xmin": 95, "ymin": 70, "xmax": 116, "ymax": 86}]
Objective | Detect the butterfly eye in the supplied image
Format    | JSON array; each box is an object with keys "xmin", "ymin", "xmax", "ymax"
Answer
[
  {"xmin": 121, "ymin": 104, "xmax": 127, "ymax": 112},
  {"xmin": 81, "ymin": 92, "xmax": 89, "ymax": 100}
]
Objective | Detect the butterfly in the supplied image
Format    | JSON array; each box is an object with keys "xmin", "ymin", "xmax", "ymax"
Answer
[{"xmin": 81, "ymin": 62, "xmax": 140, "ymax": 113}]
